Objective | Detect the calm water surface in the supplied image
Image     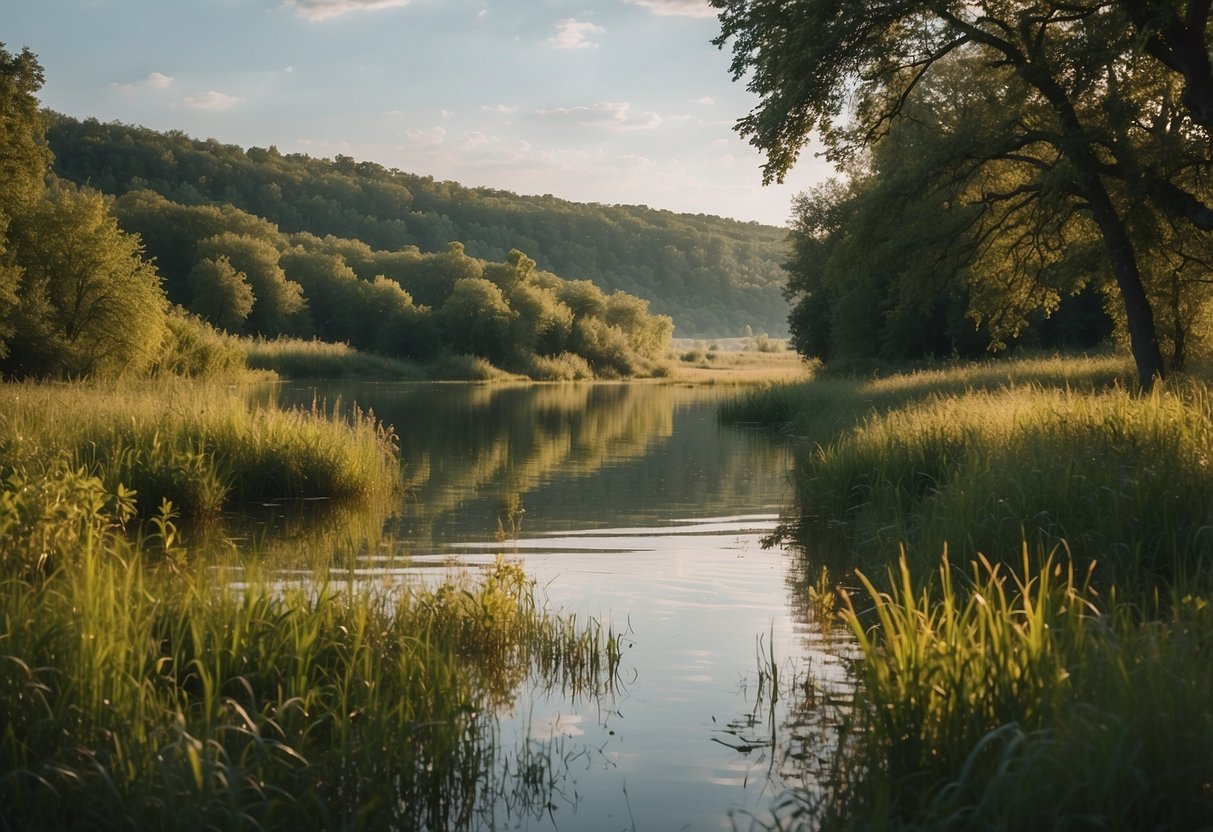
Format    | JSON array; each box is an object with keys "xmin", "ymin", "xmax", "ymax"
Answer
[{"xmin": 274, "ymin": 381, "xmax": 856, "ymax": 831}]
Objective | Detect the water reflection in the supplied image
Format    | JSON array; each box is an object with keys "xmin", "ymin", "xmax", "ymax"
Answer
[{"xmin": 254, "ymin": 381, "xmax": 857, "ymax": 830}]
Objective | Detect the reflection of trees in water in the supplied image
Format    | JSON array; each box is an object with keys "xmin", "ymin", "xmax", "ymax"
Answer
[
  {"xmin": 266, "ymin": 381, "xmax": 796, "ymax": 546},
  {"xmin": 397, "ymin": 383, "xmax": 676, "ymax": 539}
]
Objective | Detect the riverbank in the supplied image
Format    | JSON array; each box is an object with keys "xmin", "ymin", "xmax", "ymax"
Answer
[
  {"xmin": 722, "ymin": 354, "xmax": 1213, "ymax": 828},
  {"xmin": 0, "ymin": 378, "xmax": 620, "ymax": 829}
]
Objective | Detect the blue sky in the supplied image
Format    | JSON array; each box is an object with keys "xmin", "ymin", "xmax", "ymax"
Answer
[{"xmin": 2, "ymin": 0, "xmax": 831, "ymax": 226}]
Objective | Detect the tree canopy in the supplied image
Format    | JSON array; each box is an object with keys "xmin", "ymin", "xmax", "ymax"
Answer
[
  {"xmin": 47, "ymin": 114, "xmax": 789, "ymax": 338},
  {"xmin": 713, "ymin": 0, "xmax": 1213, "ymax": 386},
  {"xmin": 0, "ymin": 46, "xmax": 674, "ymax": 382}
]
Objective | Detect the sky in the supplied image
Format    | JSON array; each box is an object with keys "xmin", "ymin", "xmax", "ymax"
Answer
[{"xmin": 1, "ymin": 0, "xmax": 834, "ymax": 227}]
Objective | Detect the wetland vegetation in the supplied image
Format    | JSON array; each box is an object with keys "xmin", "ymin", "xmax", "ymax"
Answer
[{"xmin": 724, "ymin": 356, "xmax": 1213, "ymax": 829}]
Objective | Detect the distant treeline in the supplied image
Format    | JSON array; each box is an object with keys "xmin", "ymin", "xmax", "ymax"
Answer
[
  {"xmin": 46, "ymin": 114, "xmax": 791, "ymax": 338},
  {"xmin": 0, "ymin": 47, "xmax": 674, "ymax": 381}
]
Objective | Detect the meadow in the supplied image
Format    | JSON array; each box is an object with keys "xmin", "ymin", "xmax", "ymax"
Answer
[{"xmin": 724, "ymin": 354, "xmax": 1213, "ymax": 829}]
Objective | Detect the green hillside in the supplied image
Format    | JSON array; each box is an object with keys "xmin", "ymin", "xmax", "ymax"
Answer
[{"xmin": 46, "ymin": 114, "xmax": 791, "ymax": 337}]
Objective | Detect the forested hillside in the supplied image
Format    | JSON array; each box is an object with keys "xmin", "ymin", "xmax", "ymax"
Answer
[
  {"xmin": 46, "ymin": 114, "xmax": 790, "ymax": 337},
  {"xmin": 0, "ymin": 45, "xmax": 678, "ymax": 382}
]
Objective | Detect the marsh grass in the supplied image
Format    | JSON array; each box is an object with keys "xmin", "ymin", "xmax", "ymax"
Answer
[
  {"xmin": 809, "ymin": 551, "xmax": 1213, "ymax": 830},
  {"xmin": 723, "ymin": 355, "xmax": 1213, "ymax": 829},
  {"xmin": 0, "ymin": 522, "xmax": 620, "ymax": 831},
  {"xmin": 242, "ymin": 336, "xmax": 427, "ymax": 380},
  {"xmin": 0, "ymin": 381, "xmax": 400, "ymax": 522}
]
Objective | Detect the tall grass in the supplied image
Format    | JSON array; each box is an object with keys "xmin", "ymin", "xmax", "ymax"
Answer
[
  {"xmin": 801, "ymin": 383, "xmax": 1213, "ymax": 589},
  {"xmin": 0, "ymin": 381, "xmax": 400, "ymax": 521},
  {"xmin": 242, "ymin": 337, "xmax": 427, "ymax": 380},
  {"xmin": 723, "ymin": 355, "xmax": 1213, "ymax": 829},
  {"xmin": 801, "ymin": 551, "xmax": 1213, "ymax": 830},
  {"xmin": 0, "ymin": 523, "xmax": 620, "ymax": 830}
]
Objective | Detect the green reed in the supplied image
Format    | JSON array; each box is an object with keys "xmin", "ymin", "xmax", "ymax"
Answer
[
  {"xmin": 0, "ymin": 380, "xmax": 400, "ymax": 521},
  {"xmin": 723, "ymin": 356, "xmax": 1213, "ymax": 829},
  {"xmin": 0, "ymin": 523, "xmax": 619, "ymax": 830},
  {"xmin": 808, "ymin": 549, "xmax": 1213, "ymax": 830}
]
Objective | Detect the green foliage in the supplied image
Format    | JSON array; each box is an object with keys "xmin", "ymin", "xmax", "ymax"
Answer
[
  {"xmin": 186, "ymin": 255, "xmax": 254, "ymax": 332},
  {"xmin": 712, "ymin": 0, "xmax": 1213, "ymax": 386},
  {"xmin": 0, "ymin": 44, "xmax": 51, "ymax": 218},
  {"xmin": 194, "ymin": 232, "xmax": 307, "ymax": 337},
  {"xmin": 108, "ymin": 187, "xmax": 671, "ymax": 378},
  {"xmin": 0, "ymin": 523, "xmax": 618, "ymax": 829},
  {"xmin": 2, "ymin": 182, "xmax": 168, "ymax": 378},
  {"xmin": 47, "ymin": 113, "xmax": 790, "ymax": 337},
  {"xmin": 437, "ymin": 277, "xmax": 516, "ymax": 363}
]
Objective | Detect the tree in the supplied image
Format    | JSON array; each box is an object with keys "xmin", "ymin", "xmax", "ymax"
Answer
[
  {"xmin": 187, "ymin": 256, "xmax": 254, "ymax": 333},
  {"xmin": 3, "ymin": 183, "xmax": 168, "ymax": 377},
  {"xmin": 711, "ymin": 0, "xmax": 1208, "ymax": 387},
  {"xmin": 0, "ymin": 44, "xmax": 50, "ymax": 218},
  {"xmin": 437, "ymin": 277, "xmax": 515, "ymax": 362},
  {"xmin": 195, "ymin": 232, "xmax": 307, "ymax": 337}
]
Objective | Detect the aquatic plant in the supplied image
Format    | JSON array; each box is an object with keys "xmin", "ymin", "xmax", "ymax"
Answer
[{"xmin": 0, "ymin": 526, "xmax": 619, "ymax": 830}]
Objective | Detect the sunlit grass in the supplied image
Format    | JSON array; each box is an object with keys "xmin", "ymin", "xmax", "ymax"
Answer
[
  {"xmin": 242, "ymin": 336, "xmax": 427, "ymax": 380},
  {"xmin": 0, "ymin": 380, "xmax": 400, "ymax": 521},
  {"xmin": 809, "ymin": 550, "xmax": 1213, "ymax": 830},
  {"xmin": 0, "ymin": 520, "xmax": 620, "ymax": 830},
  {"xmin": 722, "ymin": 354, "xmax": 1213, "ymax": 829}
]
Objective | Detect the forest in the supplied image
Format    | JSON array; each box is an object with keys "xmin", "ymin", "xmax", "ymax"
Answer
[
  {"xmin": 0, "ymin": 47, "xmax": 691, "ymax": 382},
  {"xmin": 46, "ymin": 113, "xmax": 790, "ymax": 339}
]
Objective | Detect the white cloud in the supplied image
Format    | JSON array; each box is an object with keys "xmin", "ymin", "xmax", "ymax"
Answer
[
  {"xmin": 403, "ymin": 126, "xmax": 447, "ymax": 146},
  {"xmin": 626, "ymin": 0, "xmax": 717, "ymax": 18},
  {"xmin": 548, "ymin": 18, "xmax": 604, "ymax": 49},
  {"xmin": 112, "ymin": 71, "xmax": 174, "ymax": 92},
  {"xmin": 534, "ymin": 101, "xmax": 662, "ymax": 131},
  {"xmin": 482, "ymin": 103, "xmax": 517, "ymax": 114},
  {"xmin": 689, "ymin": 96, "xmax": 714, "ymax": 105},
  {"xmin": 439, "ymin": 108, "xmax": 457, "ymax": 120},
  {"xmin": 284, "ymin": 0, "xmax": 412, "ymax": 22},
  {"xmin": 182, "ymin": 91, "xmax": 245, "ymax": 110}
]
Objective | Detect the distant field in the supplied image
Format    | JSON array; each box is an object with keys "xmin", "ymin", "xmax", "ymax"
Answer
[{"xmin": 665, "ymin": 339, "xmax": 809, "ymax": 383}]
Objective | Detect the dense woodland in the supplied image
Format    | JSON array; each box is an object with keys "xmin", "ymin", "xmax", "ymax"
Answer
[
  {"xmin": 0, "ymin": 46, "xmax": 683, "ymax": 381},
  {"xmin": 46, "ymin": 114, "xmax": 790, "ymax": 339}
]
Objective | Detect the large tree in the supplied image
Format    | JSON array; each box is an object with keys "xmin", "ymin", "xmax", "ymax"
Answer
[
  {"xmin": 4, "ymin": 183, "xmax": 168, "ymax": 377},
  {"xmin": 712, "ymin": 0, "xmax": 1213, "ymax": 387}
]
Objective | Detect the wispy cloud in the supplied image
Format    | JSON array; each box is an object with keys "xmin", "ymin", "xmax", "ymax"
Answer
[
  {"xmin": 182, "ymin": 91, "xmax": 245, "ymax": 110},
  {"xmin": 548, "ymin": 18, "xmax": 604, "ymax": 49},
  {"xmin": 112, "ymin": 72, "xmax": 174, "ymax": 92},
  {"xmin": 482, "ymin": 103, "xmax": 518, "ymax": 114},
  {"xmin": 534, "ymin": 101, "xmax": 662, "ymax": 131},
  {"xmin": 689, "ymin": 96, "xmax": 714, "ymax": 105},
  {"xmin": 403, "ymin": 126, "xmax": 447, "ymax": 146},
  {"xmin": 284, "ymin": 0, "xmax": 413, "ymax": 22},
  {"xmin": 625, "ymin": 0, "xmax": 718, "ymax": 18}
]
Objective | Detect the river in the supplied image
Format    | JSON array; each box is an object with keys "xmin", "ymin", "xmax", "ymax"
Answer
[{"xmin": 267, "ymin": 381, "xmax": 856, "ymax": 831}]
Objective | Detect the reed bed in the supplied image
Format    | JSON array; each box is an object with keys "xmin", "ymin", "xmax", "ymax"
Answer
[
  {"xmin": 722, "ymin": 356, "xmax": 1213, "ymax": 829},
  {"xmin": 0, "ymin": 526, "xmax": 620, "ymax": 830},
  {"xmin": 242, "ymin": 337, "xmax": 426, "ymax": 380},
  {"xmin": 805, "ymin": 551, "xmax": 1213, "ymax": 830},
  {"xmin": 0, "ymin": 380, "xmax": 400, "ymax": 521}
]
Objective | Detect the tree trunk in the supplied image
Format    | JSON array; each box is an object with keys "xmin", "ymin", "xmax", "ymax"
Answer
[
  {"xmin": 1170, "ymin": 271, "xmax": 1186, "ymax": 371},
  {"xmin": 1085, "ymin": 183, "xmax": 1166, "ymax": 389}
]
